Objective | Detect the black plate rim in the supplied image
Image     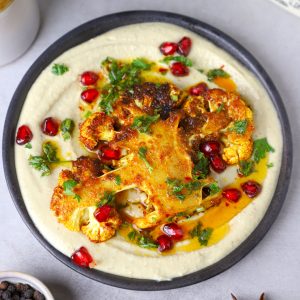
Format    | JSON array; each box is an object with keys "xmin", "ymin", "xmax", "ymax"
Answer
[{"xmin": 2, "ymin": 10, "xmax": 293, "ymax": 291}]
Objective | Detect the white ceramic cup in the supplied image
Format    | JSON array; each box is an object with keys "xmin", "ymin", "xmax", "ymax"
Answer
[{"xmin": 0, "ymin": 0, "xmax": 40, "ymax": 66}]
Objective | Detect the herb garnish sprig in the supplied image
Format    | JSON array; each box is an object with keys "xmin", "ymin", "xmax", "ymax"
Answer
[
  {"xmin": 63, "ymin": 179, "xmax": 81, "ymax": 202},
  {"xmin": 52, "ymin": 63, "xmax": 69, "ymax": 75},
  {"xmin": 207, "ymin": 68, "xmax": 230, "ymax": 81},
  {"xmin": 189, "ymin": 223, "xmax": 213, "ymax": 246},
  {"xmin": 166, "ymin": 177, "xmax": 202, "ymax": 201},
  {"xmin": 28, "ymin": 142, "xmax": 59, "ymax": 176},
  {"xmin": 131, "ymin": 114, "xmax": 160, "ymax": 134},
  {"xmin": 238, "ymin": 137, "xmax": 275, "ymax": 176},
  {"xmin": 60, "ymin": 118, "xmax": 75, "ymax": 141},
  {"xmin": 138, "ymin": 146, "xmax": 153, "ymax": 173},
  {"xmin": 100, "ymin": 57, "xmax": 151, "ymax": 114}
]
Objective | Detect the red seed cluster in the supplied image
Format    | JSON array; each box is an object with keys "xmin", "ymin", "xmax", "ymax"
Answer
[{"xmin": 71, "ymin": 246, "xmax": 94, "ymax": 268}]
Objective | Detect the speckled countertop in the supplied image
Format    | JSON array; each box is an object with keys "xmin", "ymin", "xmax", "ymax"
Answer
[{"xmin": 0, "ymin": 0, "xmax": 299, "ymax": 299}]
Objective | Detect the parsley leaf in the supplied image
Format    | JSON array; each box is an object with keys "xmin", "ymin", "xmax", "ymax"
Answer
[
  {"xmin": 162, "ymin": 55, "xmax": 193, "ymax": 67},
  {"xmin": 230, "ymin": 120, "xmax": 248, "ymax": 134},
  {"xmin": 189, "ymin": 223, "xmax": 213, "ymax": 246},
  {"xmin": 60, "ymin": 118, "xmax": 75, "ymax": 141},
  {"xmin": 207, "ymin": 182, "xmax": 221, "ymax": 195},
  {"xmin": 51, "ymin": 63, "xmax": 69, "ymax": 75},
  {"xmin": 137, "ymin": 236, "xmax": 158, "ymax": 249},
  {"xmin": 25, "ymin": 142, "xmax": 32, "ymax": 149},
  {"xmin": 207, "ymin": 68, "xmax": 230, "ymax": 81},
  {"xmin": 166, "ymin": 177, "xmax": 202, "ymax": 201},
  {"xmin": 239, "ymin": 160, "xmax": 255, "ymax": 176},
  {"xmin": 128, "ymin": 230, "xmax": 137, "ymax": 241},
  {"xmin": 98, "ymin": 191, "xmax": 115, "ymax": 207},
  {"xmin": 131, "ymin": 114, "xmax": 160, "ymax": 133},
  {"xmin": 190, "ymin": 223, "xmax": 202, "ymax": 238},
  {"xmin": 84, "ymin": 111, "xmax": 92, "ymax": 119},
  {"xmin": 42, "ymin": 142, "xmax": 59, "ymax": 162},
  {"xmin": 28, "ymin": 142, "xmax": 59, "ymax": 176},
  {"xmin": 28, "ymin": 156, "xmax": 51, "ymax": 176},
  {"xmin": 115, "ymin": 175, "xmax": 121, "ymax": 185},
  {"xmin": 99, "ymin": 57, "xmax": 151, "ymax": 114},
  {"xmin": 138, "ymin": 146, "xmax": 153, "ymax": 173},
  {"xmin": 199, "ymin": 228, "xmax": 213, "ymax": 246},
  {"xmin": 192, "ymin": 152, "xmax": 209, "ymax": 179},
  {"xmin": 253, "ymin": 138, "xmax": 275, "ymax": 163},
  {"xmin": 216, "ymin": 103, "xmax": 225, "ymax": 113},
  {"xmin": 63, "ymin": 179, "xmax": 81, "ymax": 201}
]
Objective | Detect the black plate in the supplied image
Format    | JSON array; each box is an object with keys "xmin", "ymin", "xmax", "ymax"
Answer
[{"xmin": 2, "ymin": 11, "xmax": 292, "ymax": 290}]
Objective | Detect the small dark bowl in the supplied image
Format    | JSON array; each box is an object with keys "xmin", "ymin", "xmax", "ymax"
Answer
[{"xmin": 2, "ymin": 11, "xmax": 293, "ymax": 291}]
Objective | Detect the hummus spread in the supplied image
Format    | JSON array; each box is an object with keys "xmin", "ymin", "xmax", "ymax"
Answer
[{"xmin": 15, "ymin": 23, "xmax": 282, "ymax": 280}]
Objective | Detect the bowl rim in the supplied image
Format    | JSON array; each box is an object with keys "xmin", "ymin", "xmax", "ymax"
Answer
[
  {"xmin": 0, "ymin": 271, "xmax": 54, "ymax": 299},
  {"xmin": 2, "ymin": 10, "xmax": 293, "ymax": 291}
]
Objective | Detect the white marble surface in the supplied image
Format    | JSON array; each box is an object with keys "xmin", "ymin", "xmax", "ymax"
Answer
[{"xmin": 0, "ymin": 0, "xmax": 299, "ymax": 299}]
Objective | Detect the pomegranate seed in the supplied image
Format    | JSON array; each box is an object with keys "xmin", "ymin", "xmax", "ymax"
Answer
[
  {"xmin": 80, "ymin": 71, "xmax": 99, "ymax": 86},
  {"xmin": 94, "ymin": 204, "xmax": 112, "ymax": 222},
  {"xmin": 159, "ymin": 42, "xmax": 178, "ymax": 56},
  {"xmin": 71, "ymin": 246, "xmax": 93, "ymax": 268},
  {"xmin": 209, "ymin": 154, "xmax": 226, "ymax": 173},
  {"xmin": 159, "ymin": 68, "xmax": 168, "ymax": 74},
  {"xmin": 16, "ymin": 125, "xmax": 33, "ymax": 145},
  {"xmin": 170, "ymin": 62, "xmax": 189, "ymax": 77},
  {"xmin": 177, "ymin": 36, "xmax": 192, "ymax": 56},
  {"xmin": 241, "ymin": 181, "xmax": 262, "ymax": 198},
  {"xmin": 41, "ymin": 117, "xmax": 59, "ymax": 136},
  {"xmin": 200, "ymin": 141, "xmax": 221, "ymax": 157},
  {"xmin": 162, "ymin": 223, "xmax": 184, "ymax": 240},
  {"xmin": 222, "ymin": 188, "xmax": 241, "ymax": 202},
  {"xmin": 157, "ymin": 235, "xmax": 173, "ymax": 252},
  {"xmin": 99, "ymin": 146, "xmax": 121, "ymax": 160},
  {"xmin": 189, "ymin": 82, "xmax": 208, "ymax": 96},
  {"xmin": 81, "ymin": 88, "xmax": 99, "ymax": 103}
]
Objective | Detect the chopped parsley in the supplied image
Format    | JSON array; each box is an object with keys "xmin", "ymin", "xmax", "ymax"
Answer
[
  {"xmin": 207, "ymin": 68, "xmax": 230, "ymax": 82},
  {"xmin": 229, "ymin": 120, "xmax": 248, "ymax": 134},
  {"xmin": 137, "ymin": 236, "xmax": 158, "ymax": 249},
  {"xmin": 25, "ymin": 142, "xmax": 32, "ymax": 149},
  {"xmin": 51, "ymin": 63, "xmax": 69, "ymax": 75},
  {"xmin": 162, "ymin": 55, "xmax": 193, "ymax": 67},
  {"xmin": 127, "ymin": 229, "xmax": 158, "ymax": 249},
  {"xmin": 239, "ymin": 160, "xmax": 255, "ymax": 176},
  {"xmin": 166, "ymin": 177, "xmax": 202, "ymax": 201},
  {"xmin": 216, "ymin": 103, "xmax": 225, "ymax": 113},
  {"xmin": 42, "ymin": 142, "xmax": 59, "ymax": 162},
  {"xmin": 115, "ymin": 175, "xmax": 121, "ymax": 185},
  {"xmin": 199, "ymin": 228, "xmax": 213, "ymax": 246},
  {"xmin": 84, "ymin": 110, "xmax": 92, "ymax": 119},
  {"xmin": 207, "ymin": 182, "xmax": 221, "ymax": 195},
  {"xmin": 63, "ymin": 179, "xmax": 81, "ymax": 201},
  {"xmin": 267, "ymin": 162, "xmax": 274, "ymax": 168},
  {"xmin": 138, "ymin": 146, "xmax": 153, "ymax": 173},
  {"xmin": 28, "ymin": 156, "xmax": 51, "ymax": 176},
  {"xmin": 192, "ymin": 151, "xmax": 209, "ymax": 179},
  {"xmin": 190, "ymin": 223, "xmax": 202, "ymax": 238},
  {"xmin": 60, "ymin": 118, "xmax": 75, "ymax": 141},
  {"xmin": 253, "ymin": 138, "xmax": 275, "ymax": 163},
  {"xmin": 189, "ymin": 223, "xmax": 213, "ymax": 246},
  {"xmin": 98, "ymin": 191, "xmax": 115, "ymax": 207},
  {"xmin": 28, "ymin": 142, "xmax": 59, "ymax": 176},
  {"xmin": 99, "ymin": 57, "xmax": 151, "ymax": 114},
  {"xmin": 131, "ymin": 114, "xmax": 160, "ymax": 133}
]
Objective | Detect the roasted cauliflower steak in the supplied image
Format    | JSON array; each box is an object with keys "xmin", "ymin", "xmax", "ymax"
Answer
[{"xmin": 51, "ymin": 83, "xmax": 254, "ymax": 243}]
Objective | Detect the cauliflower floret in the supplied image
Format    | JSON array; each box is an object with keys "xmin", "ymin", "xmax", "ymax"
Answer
[
  {"xmin": 80, "ymin": 112, "xmax": 116, "ymax": 150},
  {"xmin": 65, "ymin": 206, "xmax": 121, "ymax": 243},
  {"xmin": 81, "ymin": 206, "xmax": 122, "ymax": 243}
]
